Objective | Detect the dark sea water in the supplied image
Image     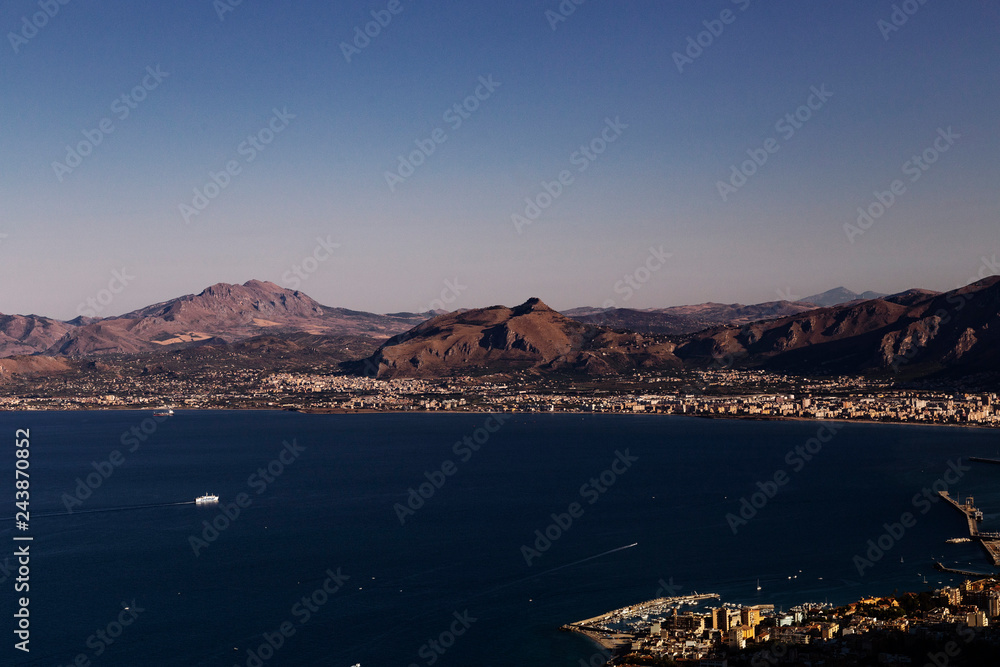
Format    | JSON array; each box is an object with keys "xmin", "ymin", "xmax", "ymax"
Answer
[{"xmin": 2, "ymin": 411, "xmax": 999, "ymax": 666}]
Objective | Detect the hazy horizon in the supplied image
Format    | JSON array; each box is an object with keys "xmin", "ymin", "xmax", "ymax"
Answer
[
  {"xmin": 9, "ymin": 272, "xmax": 1000, "ymax": 322},
  {"xmin": 3, "ymin": 1, "xmax": 999, "ymax": 320}
]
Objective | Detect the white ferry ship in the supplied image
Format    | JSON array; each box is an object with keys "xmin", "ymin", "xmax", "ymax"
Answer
[{"xmin": 195, "ymin": 494, "xmax": 219, "ymax": 505}]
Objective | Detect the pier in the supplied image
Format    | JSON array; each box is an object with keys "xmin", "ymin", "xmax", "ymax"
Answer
[
  {"xmin": 938, "ymin": 491, "xmax": 983, "ymax": 536},
  {"xmin": 938, "ymin": 491, "xmax": 1000, "ymax": 566}
]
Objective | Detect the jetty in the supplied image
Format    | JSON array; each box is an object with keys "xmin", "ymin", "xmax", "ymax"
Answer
[
  {"xmin": 938, "ymin": 491, "xmax": 1000, "ymax": 566},
  {"xmin": 969, "ymin": 456, "xmax": 1000, "ymax": 466},
  {"xmin": 934, "ymin": 561, "xmax": 991, "ymax": 577}
]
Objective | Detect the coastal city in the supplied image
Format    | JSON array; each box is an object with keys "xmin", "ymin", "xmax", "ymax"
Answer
[
  {"xmin": 8, "ymin": 1, "xmax": 1000, "ymax": 665},
  {"xmin": 565, "ymin": 578, "xmax": 1000, "ymax": 666},
  {"xmin": 3, "ymin": 366, "xmax": 1000, "ymax": 428}
]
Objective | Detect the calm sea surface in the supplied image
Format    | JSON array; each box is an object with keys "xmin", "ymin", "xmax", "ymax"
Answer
[{"xmin": 2, "ymin": 411, "xmax": 999, "ymax": 666}]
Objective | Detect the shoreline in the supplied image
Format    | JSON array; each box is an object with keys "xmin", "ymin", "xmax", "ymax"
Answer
[
  {"xmin": 2, "ymin": 405, "xmax": 997, "ymax": 430},
  {"xmin": 560, "ymin": 623, "xmax": 630, "ymax": 655},
  {"xmin": 560, "ymin": 577, "xmax": 1000, "ymax": 665}
]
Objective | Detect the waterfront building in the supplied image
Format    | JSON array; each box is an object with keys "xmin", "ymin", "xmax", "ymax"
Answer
[
  {"xmin": 740, "ymin": 606, "xmax": 761, "ymax": 637},
  {"xmin": 711, "ymin": 607, "xmax": 730, "ymax": 632}
]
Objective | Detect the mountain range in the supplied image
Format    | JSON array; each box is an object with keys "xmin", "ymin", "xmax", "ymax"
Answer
[
  {"xmin": 0, "ymin": 282, "xmax": 888, "ymax": 358},
  {"xmin": 564, "ymin": 287, "xmax": 888, "ymax": 335},
  {"xmin": 670, "ymin": 281, "xmax": 996, "ymax": 381},
  {"xmin": 357, "ymin": 279, "xmax": 997, "ymax": 382},
  {"xmin": 2, "ymin": 278, "xmax": 998, "ymax": 385}
]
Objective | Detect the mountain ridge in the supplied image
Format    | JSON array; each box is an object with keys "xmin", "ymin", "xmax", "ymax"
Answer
[
  {"xmin": 354, "ymin": 297, "xmax": 680, "ymax": 379},
  {"xmin": 4, "ymin": 278, "xmax": 999, "ymax": 386},
  {"xmin": 0, "ymin": 280, "xmax": 433, "ymax": 358}
]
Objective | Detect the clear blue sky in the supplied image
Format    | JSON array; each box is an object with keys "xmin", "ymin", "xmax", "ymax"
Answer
[{"xmin": 2, "ymin": 1, "xmax": 998, "ymax": 319}]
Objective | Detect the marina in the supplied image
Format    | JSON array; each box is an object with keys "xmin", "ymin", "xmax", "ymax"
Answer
[{"xmin": 560, "ymin": 593, "xmax": 721, "ymax": 655}]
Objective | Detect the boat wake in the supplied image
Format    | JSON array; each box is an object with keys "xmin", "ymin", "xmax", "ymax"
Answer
[{"xmin": 0, "ymin": 500, "xmax": 195, "ymax": 521}]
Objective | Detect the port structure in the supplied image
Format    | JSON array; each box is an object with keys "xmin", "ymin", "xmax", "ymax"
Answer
[
  {"xmin": 939, "ymin": 491, "xmax": 1000, "ymax": 566},
  {"xmin": 561, "ymin": 593, "xmax": 722, "ymax": 655}
]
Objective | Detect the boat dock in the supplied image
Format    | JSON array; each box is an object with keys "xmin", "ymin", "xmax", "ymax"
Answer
[{"xmin": 938, "ymin": 491, "xmax": 1000, "ymax": 566}]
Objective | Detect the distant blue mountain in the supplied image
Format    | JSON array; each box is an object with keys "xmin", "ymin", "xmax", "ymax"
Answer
[{"xmin": 802, "ymin": 287, "xmax": 886, "ymax": 307}]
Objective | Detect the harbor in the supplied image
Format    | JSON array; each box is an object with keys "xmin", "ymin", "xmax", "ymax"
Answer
[
  {"xmin": 938, "ymin": 491, "xmax": 1000, "ymax": 566},
  {"xmin": 560, "ymin": 593, "xmax": 721, "ymax": 655}
]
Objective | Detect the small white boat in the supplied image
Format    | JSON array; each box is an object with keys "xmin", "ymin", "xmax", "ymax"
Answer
[{"xmin": 195, "ymin": 494, "xmax": 219, "ymax": 505}]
